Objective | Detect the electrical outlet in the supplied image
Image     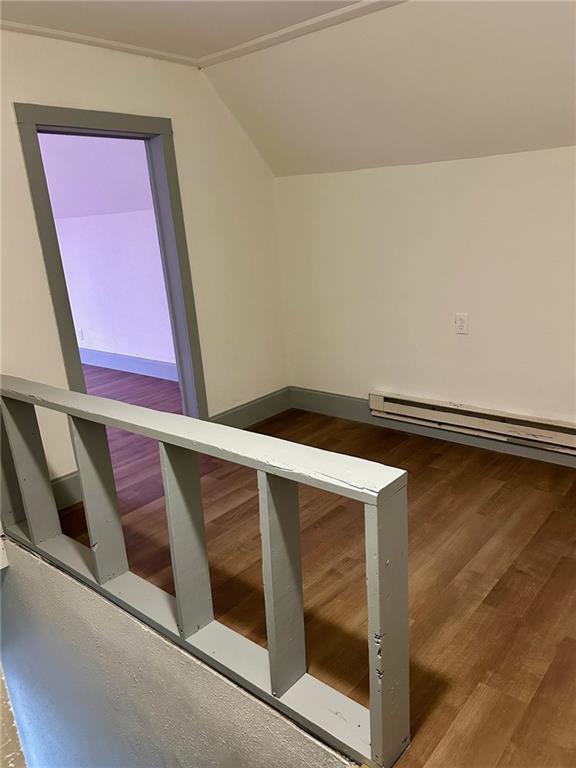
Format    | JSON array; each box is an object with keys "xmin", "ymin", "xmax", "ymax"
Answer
[
  {"xmin": 78, "ymin": 327, "xmax": 84, "ymax": 342},
  {"xmin": 455, "ymin": 313, "xmax": 469, "ymax": 335}
]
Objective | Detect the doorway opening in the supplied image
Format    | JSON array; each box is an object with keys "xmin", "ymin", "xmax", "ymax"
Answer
[
  {"xmin": 16, "ymin": 103, "xmax": 207, "ymax": 423},
  {"xmin": 38, "ymin": 132, "xmax": 185, "ymax": 416}
]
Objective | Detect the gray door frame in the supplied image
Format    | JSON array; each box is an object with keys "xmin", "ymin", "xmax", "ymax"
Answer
[{"xmin": 14, "ymin": 103, "xmax": 208, "ymax": 419}]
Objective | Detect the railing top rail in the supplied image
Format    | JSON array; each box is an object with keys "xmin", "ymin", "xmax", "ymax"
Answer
[{"xmin": 1, "ymin": 375, "xmax": 406, "ymax": 503}]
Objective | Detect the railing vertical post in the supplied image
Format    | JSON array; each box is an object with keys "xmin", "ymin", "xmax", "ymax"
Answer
[
  {"xmin": 159, "ymin": 443, "xmax": 213, "ymax": 637},
  {"xmin": 258, "ymin": 471, "xmax": 306, "ymax": 697},
  {"xmin": 365, "ymin": 484, "xmax": 410, "ymax": 767},
  {"xmin": 0, "ymin": 397, "xmax": 61, "ymax": 543},
  {"xmin": 0, "ymin": 410, "xmax": 25, "ymax": 528},
  {"xmin": 70, "ymin": 416, "xmax": 128, "ymax": 583}
]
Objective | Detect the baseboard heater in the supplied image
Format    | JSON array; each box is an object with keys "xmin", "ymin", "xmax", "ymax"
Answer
[{"xmin": 369, "ymin": 392, "xmax": 576, "ymax": 455}]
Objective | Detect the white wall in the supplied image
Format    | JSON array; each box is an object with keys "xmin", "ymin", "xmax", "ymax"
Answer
[
  {"xmin": 0, "ymin": 30, "xmax": 286, "ymax": 478},
  {"xmin": 55, "ymin": 211, "xmax": 176, "ymax": 363},
  {"xmin": 2, "ymin": 540, "xmax": 352, "ymax": 768},
  {"xmin": 276, "ymin": 147, "xmax": 576, "ymax": 422}
]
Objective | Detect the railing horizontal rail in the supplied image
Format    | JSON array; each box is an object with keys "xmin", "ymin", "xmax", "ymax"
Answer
[
  {"xmin": 0, "ymin": 374, "xmax": 410, "ymax": 768},
  {"xmin": 0, "ymin": 375, "xmax": 405, "ymax": 503}
]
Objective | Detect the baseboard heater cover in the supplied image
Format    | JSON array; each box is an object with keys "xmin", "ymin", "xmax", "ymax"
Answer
[{"xmin": 369, "ymin": 392, "xmax": 576, "ymax": 455}]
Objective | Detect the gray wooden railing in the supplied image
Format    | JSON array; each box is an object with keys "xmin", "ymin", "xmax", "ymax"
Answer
[{"xmin": 0, "ymin": 375, "xmax": 410, "ymax": 767}]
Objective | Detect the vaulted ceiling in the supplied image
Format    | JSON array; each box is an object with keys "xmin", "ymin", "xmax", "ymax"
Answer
[
  {"xmin": 206, "ymin": 0, "xmax": 576, "ymax": 174},
  {"xmin": 2, "ymin": 1, "xmax": 574, "ymax": 176}
]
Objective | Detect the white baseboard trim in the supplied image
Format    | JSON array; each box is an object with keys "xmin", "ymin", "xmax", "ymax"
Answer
[{"xmin": 79, "ymin": 348, "xmax": 178, "ymax": 381}]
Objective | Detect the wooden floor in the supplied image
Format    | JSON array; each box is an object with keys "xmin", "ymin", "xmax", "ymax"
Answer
[{"xmin": 63, "ymin": 366, "xmax": 576, "ymax": 768}]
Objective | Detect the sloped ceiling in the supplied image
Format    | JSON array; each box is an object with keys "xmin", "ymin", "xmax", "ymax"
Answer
[{"xmin": 206, "ymin": 0, "xmax": 576, "ymax": 175}]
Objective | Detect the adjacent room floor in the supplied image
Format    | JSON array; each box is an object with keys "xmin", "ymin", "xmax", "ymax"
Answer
[{"xmin": 62, "ymin": 366, "xmax": 576, "ymax": 768}]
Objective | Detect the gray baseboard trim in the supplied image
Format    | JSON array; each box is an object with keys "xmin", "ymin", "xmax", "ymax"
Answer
[
  {"xmin": 79, "ymin": 348, "xmax": 179, "ymax": 382},
  {"xmin": 211, "ymin": 387, "xmax": 292, "ymax": 429},
  {"xmin": 290, "ymin": 387, "xmax": 372, "ymax": 423},
  {"xmin": 214, "ymin": 385, "xmax": 575, "ymax": 468},
  {"xmin": 51, "ymin": 471, "xmax": 83, "ymax": 510},
  {"xmin": 50, "ymin": 386, "xmax": 573, "ymax": 510}
]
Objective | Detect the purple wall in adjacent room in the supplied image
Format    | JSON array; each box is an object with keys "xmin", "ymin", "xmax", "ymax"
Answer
[{"xmin": 39, "ymin": 133, "xmax": 177, "ymax": 365}]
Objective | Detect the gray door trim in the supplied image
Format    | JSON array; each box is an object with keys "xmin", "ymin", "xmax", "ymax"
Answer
[
  {"xmin": 14, "ymin": 103, "xmax": 208, "ymax": 419},
  {"xmin": 15, "ymin": 103, "xmax": 173, "ymax": 139}
]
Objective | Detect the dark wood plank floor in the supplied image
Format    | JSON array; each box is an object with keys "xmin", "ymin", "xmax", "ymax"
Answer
[{"xmin": 62, "ymin": 366, "xmax": 576, "ymax": 768}]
